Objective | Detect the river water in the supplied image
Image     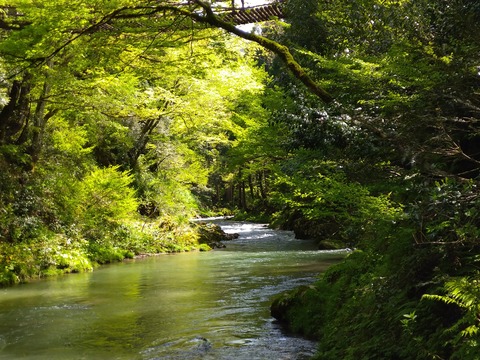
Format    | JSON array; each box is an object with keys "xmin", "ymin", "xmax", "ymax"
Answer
[{"xmin": 0, "ymin": 220, "xmax": 346, "ymax": 360}]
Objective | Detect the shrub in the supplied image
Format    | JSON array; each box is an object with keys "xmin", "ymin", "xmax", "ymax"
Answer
[
  {"xmin": 75, "ymin": 166, "xmax": 138, "ymax": 241},
  {"xmin": 269, "ymin": 171, "xmax": 402, "ymax": 247}
]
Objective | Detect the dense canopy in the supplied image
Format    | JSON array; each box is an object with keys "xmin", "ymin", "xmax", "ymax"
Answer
[{"xmin": 1, "ymin": 0, "xmax": 480, "ymax": 358}]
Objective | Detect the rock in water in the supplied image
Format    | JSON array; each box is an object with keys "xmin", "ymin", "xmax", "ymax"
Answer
[{"xmin": 195, "ymin": 222, "xmax": 239, "ymax": 248}]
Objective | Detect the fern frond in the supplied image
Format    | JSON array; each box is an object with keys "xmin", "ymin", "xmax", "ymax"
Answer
[
  {"xmin": 422, "ymin": 293, "xmax": 462, "ymax": 307},
  {"xmin": 460, "ymin": 325, "xmax": 479, "ymax": 338}
]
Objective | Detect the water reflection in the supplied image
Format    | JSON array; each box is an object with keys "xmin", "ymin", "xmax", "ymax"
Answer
[{"xmin": 0, "ymin": 221, "xmax": 346, "ymax": 359}]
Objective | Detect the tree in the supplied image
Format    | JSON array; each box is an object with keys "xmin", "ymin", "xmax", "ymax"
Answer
[{"xmin": 0, "ymin": 0, "xmax": 279, "ymax": 280}]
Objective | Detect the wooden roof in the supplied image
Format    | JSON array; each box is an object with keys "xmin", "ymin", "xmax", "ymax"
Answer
[{"xmin": 220, "ymin": 3, "xmax": 284, "ymax": 25}]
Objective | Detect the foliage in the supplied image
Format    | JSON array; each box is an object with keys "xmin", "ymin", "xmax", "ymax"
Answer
[
  {"xmin": 0, "ymin": 233, "xmax": 92, "ymax": 285},
  {"xmin": 267, "ymin": 170, "xmax": 480, "ymax": 357},
  {"xmin": 406, "ymin": 179, "xmax": 480, "ymax": 248},
  {"xmin": 422, "ymin": 276, "xmax": 480, "ymax": 358},
  {"xmin": 76, "ymin": 166, "xmax": 138, "ymax": 236},
  {"xmin": 268, "ymin": 159, "xmax": 402, "ymax": 247}
]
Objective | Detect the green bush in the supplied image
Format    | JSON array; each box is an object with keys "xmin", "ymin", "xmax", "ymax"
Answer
[
  {"xmin": 269, "ymin": 170, "xmax": 402, "ymax": 247},
  {"xmin": 77, "ymin": 166, "xmax": 138, "ymax": 234},
  {"xmin": 0, "ymin": 233, "xmax": 93, "ymax": 286},
  {"xmin": 87, "ymin": 244, "xmax": 128, "ymax": 264}
]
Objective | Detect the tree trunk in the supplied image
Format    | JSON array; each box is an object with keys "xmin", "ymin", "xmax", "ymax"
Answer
[
  {"xmin": 239, "ymin": 181, "xmax": 247, "ymax": 210},
  {"xmin": 248, "ymin": 174, "xmax": 255, "ymax": 200},
  {"xmin": 258, "ymin": 171, "xmax": 267, "ymax": 199},
  {"xmin": 0, "ymin": 76, "xmax": 32, "ymax": 145},
  {"xmin": 29, "ymin": 79, "xmax": 52, "ymax": 166}
]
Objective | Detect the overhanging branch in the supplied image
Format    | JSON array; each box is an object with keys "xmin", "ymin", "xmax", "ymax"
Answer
[
  {"xmin": 189, "ymin": 0, "xmax": 333, "ymax": 103},
  {"xmin": 3, "ymin": 1, "xmax": 334, "ymax": 103}
]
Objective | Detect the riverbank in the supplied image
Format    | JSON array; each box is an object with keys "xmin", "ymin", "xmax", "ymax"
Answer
[
  {"xmin": 269, "ymin": 222, "xmax": 479, "ymax": 359},
  {"xmin": 0, "ymin": 218, "xmax": 237, "ymax": 287}
]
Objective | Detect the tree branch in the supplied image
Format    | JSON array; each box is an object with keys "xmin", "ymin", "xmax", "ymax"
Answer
[{"xmin": 188, "ymin": 0, "xmax": 333, "ymax": 103}]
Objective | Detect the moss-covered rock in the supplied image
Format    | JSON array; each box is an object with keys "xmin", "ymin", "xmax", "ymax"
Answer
[
  {"xmin": 271, "ymin": 284, "xmax": 324, "ymax": 339},
  {"xmin": 194, "ymin": 222, "xmax": 239, "ymax": 249}
]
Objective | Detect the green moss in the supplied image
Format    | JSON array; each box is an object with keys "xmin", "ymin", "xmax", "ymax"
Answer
[
  {"xmin": 271, "ymin": 285, "xmax": 326, "ymax": 338},
  {"xmin": 197, "ymin": 243, "xmax": 212, "ymax": 252},
  {"xmin": 88, "ymin": 245, "xmax": 126, "ymax": 264}
]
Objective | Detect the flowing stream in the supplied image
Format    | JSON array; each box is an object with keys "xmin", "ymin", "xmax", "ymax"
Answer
[{"xmin": 0, "ymin": 220, "xmax": 346, "ymax": 359}]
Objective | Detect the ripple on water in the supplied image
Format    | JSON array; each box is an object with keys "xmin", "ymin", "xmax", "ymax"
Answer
[
  {"xmin": 0, "ymin": 220, "xmax": 344, "ymax": 360},
  {"xmin": 142, "ymin": 332, "xmax": 316, "ymax": 360}
]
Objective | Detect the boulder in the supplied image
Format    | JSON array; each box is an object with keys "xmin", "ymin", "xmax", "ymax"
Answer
[{"xmin": 195, "ymin": 222, "xmax": 239, "ymax": 249}]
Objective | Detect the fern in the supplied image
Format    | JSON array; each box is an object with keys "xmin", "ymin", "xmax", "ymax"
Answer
[
  {"xmin": 461, "ymin": 325, "xmax": 479, "ymax": 338},
  {"xmin": 422, "ymin": 276, "xmax": 480, "ymax": 344},
  {"xmin": 422, "ymin": 293, "xmax": 462, "ymax": 307}
]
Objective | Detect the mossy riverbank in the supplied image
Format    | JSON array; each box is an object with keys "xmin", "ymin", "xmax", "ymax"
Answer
[
  {"xmin": 270, "ymin": 231, "xmax": 480, "ymax": 359},
  {"xmin": 0, "ymin": 219, "xmax": 235, "ymax": 287}
]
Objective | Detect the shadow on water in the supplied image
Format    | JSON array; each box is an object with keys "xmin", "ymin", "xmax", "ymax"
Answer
[{"xmin": 0, "ymin": 220, "xmax": 347, "ymax": 359}]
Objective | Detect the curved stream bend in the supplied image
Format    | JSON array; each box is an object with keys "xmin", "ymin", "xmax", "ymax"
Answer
[{"xmin": 0, "ymin": 220, "xmax": 346, "ymax": 359}]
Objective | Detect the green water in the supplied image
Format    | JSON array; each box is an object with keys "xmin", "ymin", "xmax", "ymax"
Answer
[{"xmin": 0, "ymin": 221, "xmax": 346, "ymax": 359}]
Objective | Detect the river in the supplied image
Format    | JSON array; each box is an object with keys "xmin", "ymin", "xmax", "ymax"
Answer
[{"xmin": 0, "ymin": 220, "xmax": 346, "ymax": 359}]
